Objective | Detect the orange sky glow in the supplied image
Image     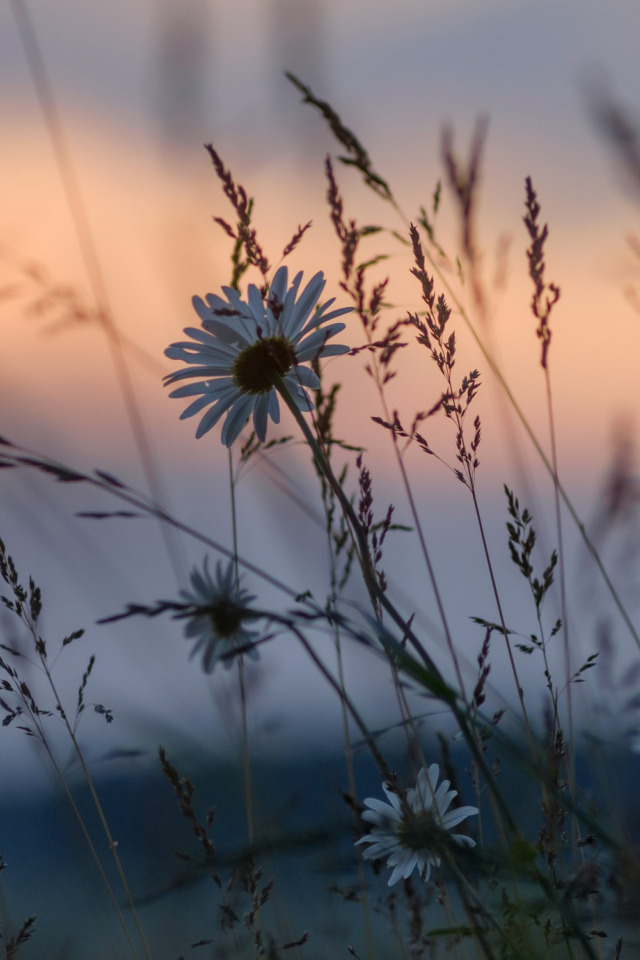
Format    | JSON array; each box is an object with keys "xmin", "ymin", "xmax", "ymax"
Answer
[{"xmin": 1, "ymin": 106, "xmax": 638, "ymax": 485}]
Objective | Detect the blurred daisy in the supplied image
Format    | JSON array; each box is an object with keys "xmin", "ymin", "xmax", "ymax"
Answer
[
  {"xmin": 164, "ymin": 266, "xmax": 351, "ymax": 447},
  {"xmin": 356, "ymin": 764, "xmax": 478, "ymax": 886},
  {"xmin": 180, "ymin": 559, "xmax": 260, "ymax": 673}
]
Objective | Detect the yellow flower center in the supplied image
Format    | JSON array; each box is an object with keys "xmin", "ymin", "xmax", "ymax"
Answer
[{"xmin": 232, "ymin": 336, "xmax": 297, "ymax": 394}]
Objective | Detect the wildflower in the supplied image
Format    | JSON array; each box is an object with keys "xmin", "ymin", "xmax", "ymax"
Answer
[
  {"xmin": 179, "ymin": 559, "xmax": 260, "ymax": 673},
  {"xmin": 164, "ymin": 266, "xmax": 351, "ymax": 447},
  {"xmin": 356, "ymin": 764, "xmax": 478, "ymax": 885}
]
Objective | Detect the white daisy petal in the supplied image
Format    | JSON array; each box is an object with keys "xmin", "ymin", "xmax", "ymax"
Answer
[
  {"xmin": 267, "ymin": 388, "xmax": 280, "ymax": 423},
  {"xmin": 362, "ymin": 797, "xmax": 400, "ymax": 819},
  {"xmin": 218, "ymin": 286, "xmax": 244, "ymax": 306},
  {"xmin": 180, "ymin": 393, "xmax": 225, "ymax": 419},
  {"xmin": 432, "ymin": 780, "xmax": 456, "ymax": 813},
  {"xmin": 357, "ymin": 838, "xmax": 398, "ymax": 858},
  {"xmin": 284, "ymin": 271, "xmax": 326, "ymax": 336},
  {"xmin": 293, "ymin": 325, "xmax": 339, "ymax": 352},
  {"xmin": 388, "ymin": 861, "xmax": 411, "ymax": 886},
  {"xmin": 291, "ymin": 384, "xmax": 314, "ymax": 411},
  {"xmin": 194, "ymin": 394, "xmax": 237, "ymax": 437},
  {"xmin": 314, "ymin": 342, "xmax": 351, "ymax": 358},
  {"xmin": 192, "ymin": 295, "xmax": 212, "ymax": 321},
  {"xmin": 279, "ymin": 270, "xmax": 305, "ymax": 336},
  {"xmin": 173, "ymin": 326, "xmax": 226, "ymax": 347},
  {"xmin": 419, "ymin": 861, "xmax": 433, "ymax": 882},
  {"xmin": 452, "ymin": 835, "xmax": 476, "ymax": 848},
  {"xmin": 201, "ymin": 320, "xmax": 252, "ymax": 348},
  {"xmin": 268, "ymin": 265, "xmax": 288, "ymax": 314},
  {"xmin": 441, "ymin": 805, "xmax": 480, "ymax": 829},
  {"xmin": 381, "ymin": 784, "xmax": 403, "ymax": 811},
  {"xmin": 247, "ymin": 284, "xmax": 267, "ymax": 326},
  {"xmin": 252, "ymin": 393, "xmax": 270, "ymax": 442},
  {"xmin": 293, "ymin": 365, "xmax": 321, "ymax": 389},
  {"xmin": 222, "ymin": 394, "xmax": 256, "ymax": 446},
  {"xmin": 312, "ymin": 303, "xmax": 354, "ymax": 325},
  {"xmin": 165, "ymin": 363, "xmax": 233, "ymax": 384},
  {"xmin": 295, "ymin": 330, "xmax": 349, "ymax": 362},
  {"xmin": 298, "ymin": 305, "xmax": 352, "ymax": 337},
  {"xmin": 169, "ymin": 378, "xmax": 235, "ymax": 399}
]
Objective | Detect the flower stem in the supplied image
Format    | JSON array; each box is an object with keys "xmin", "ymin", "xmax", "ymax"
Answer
[
  {"xmin": 228, "ymin": 447, "xmax": 255, "ymax": 847},
  {"xmin": 275, "ymin": 376, "xmax": 441, "ymax": 676}
]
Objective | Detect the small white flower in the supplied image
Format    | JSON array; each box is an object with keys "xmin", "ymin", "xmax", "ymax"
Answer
[
  {"xmin": 164, "ymin": 266, "xmax": 351, "ymax": 447},
  {"xmin": 356, "ymin": 764, "xmax": 478, "ymax": 886},
  {"xmin": 179, "ymin": 559, "xmax": 260, "ymax": 673}
]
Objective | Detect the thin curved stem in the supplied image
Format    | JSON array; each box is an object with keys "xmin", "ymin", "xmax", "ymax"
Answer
[
  {"xmin": 38, "ymin": 657, "xmax": 151, "ymax": 959},
  {"xmin": 228, "ymin": 447, "xmax": 255, "ymax": 846},
  {"xmin": 375, "ymin": 178, "xmax": 637, "ymax": 651},
  {"xmin": 427, "ymin": 247, "xmax": 640, "ymax": 650},
  {"xmin": 468, "ymin": 485, "xmax": 534, "ymax": 744}
]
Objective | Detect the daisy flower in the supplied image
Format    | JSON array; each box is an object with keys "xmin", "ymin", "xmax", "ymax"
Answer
[
  {"xmin": 164, "ymin": 266, "xmax": 351, "ymax": 447},
  {"xmin": 179, "ymin": 558, "xmax": 260, "ymax": 673},
  {"xmin": 356, "ymin": 764, "xmax": 478, "ymax": 886}
]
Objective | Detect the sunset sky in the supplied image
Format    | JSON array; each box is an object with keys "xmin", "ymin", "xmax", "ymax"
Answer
[{"xmin": 1, "ymin": 0, "xmax": 640, "ymax": 783}]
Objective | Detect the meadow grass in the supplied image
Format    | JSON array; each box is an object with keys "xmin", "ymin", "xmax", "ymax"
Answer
[{"xmin": 1, "ymin": 13, "xmax": 640, "ymax": 959}]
